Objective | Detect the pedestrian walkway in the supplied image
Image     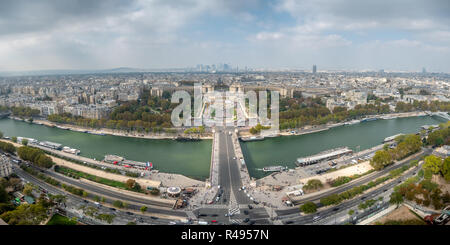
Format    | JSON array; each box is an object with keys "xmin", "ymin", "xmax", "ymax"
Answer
[
  {"xmin": 186, "ymin": 211, "xmax": 197, "ymax": 220},
  {"xmin": 228, "ymin": 206, "xmax": 240, "ymax": 216},
  {"xmin": 209, "ymin": 132, "xmax": 220, "ymax": 187},
  {"xmin": 229, "ymin": 218, "xmax": 243, "ymax": 224},
  {"xmin": 203, "ymin": 204, "xmax": 228, "ymax": 209},
  {"xmin": 357, "ymin": 204, "xmax": 396, "ymax": 225}
]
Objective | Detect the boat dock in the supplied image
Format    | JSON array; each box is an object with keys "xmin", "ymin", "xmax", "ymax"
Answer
[
  {"xmin": 262, "ymin": 166, "xmax": 288, "ymax": 172},
  {"xmin": 361, "ymin": 117, "xmax": 379, "ymax": 122},
  {"xmin": 344, "ymin": 120, "xmax": 360, "ymax": 125},
  {"xmin": 62, "ymin": 146, "xmax": 80, "ymax": 155},
  {"xmin": 104, "ymin": 154, "xmax": 150, "ymax": 169},
  {"xmin": 383, "ymin": 133, "xmax": 404, "ymax": 143},
  {"xmin": 38, "ymin": 141, "xmax": 63, "ymax": 150},
  {"xmin": 240, "ymin": 136, "xmax": 265, "ymax": 142},
  {"xmin": 421, "ymin": 124, "xmax": 439, "ymax": 130},
  {"xmin": 174, "ymin": 136, "xmax": 201, "ymax": 142},
  {"xmin": 296, "ymin": 147, "xmax": 353, "ymax": 166}
]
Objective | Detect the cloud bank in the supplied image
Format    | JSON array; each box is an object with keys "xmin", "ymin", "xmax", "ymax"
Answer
[{"xmin": 0, "ymin": 0, "xmax": 449, "ymax": 72}]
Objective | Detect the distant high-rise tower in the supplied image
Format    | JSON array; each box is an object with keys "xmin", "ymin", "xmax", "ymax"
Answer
[
  {"xmin": 422, "ymin": 67, "xmax": 426, "ymax": 73},
  {"xmin": 312, "ymin": 65, "xmax": 317, "ymax": 74}
]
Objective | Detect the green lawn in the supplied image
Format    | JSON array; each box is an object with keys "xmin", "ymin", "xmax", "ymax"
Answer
[{"xmin": 46, "ymin": 214, "xmax": 77, "ymax": 225}]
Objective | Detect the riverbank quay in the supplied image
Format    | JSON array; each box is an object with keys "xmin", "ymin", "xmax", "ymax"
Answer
[
  {"xmin": 286, "ymin": 111, "xmax": 427, "ymax": 137},
  {"xmin": 245, "ymin": 160, "xmax": 373, "ymax": 209},
  {"xmin": 9, "ymin": 116, "xmax": 213, "ymax": 140},
  {"xmin": 0, "ymin": 118, "xmax": 213, "ymax": 180},
  {"xmin": 245, "ymin": 144, "xmax": 424, "ymax": 209},
  {"xmin": 7, "ymin": 111, "xmax": 431, "ymax": 142},
  {"xmin": 238, "ymin": 111, "xmax": 428, "ymax": 138},
  {"xmin": 0, "ymin": 139, "xmax": 205, "ymax": 189},
  {"xmin": 288, "ymin": 150, "xmax": 425, "ymax": 205},
  {"xmin": 15, "ymin": 160, "xmax": 180, "ymax": 211}
]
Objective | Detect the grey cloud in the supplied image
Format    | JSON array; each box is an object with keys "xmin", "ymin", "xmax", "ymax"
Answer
[
  {"xmin": 0, "ymin": 0, "xmax": 136, "ymax": 36},
  {"xmin": 277, "ymin": 0, "xmax": 450, "ymax": 31}
]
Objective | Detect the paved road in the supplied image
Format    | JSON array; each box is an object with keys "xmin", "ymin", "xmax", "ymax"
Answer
[
  {"xmin": 193, "ymin": 92, "xmax": 270, "ymax": 224},
  {"xmin": 216, "ymin": 95, "xmax": 253, "ymax": 206},
  {"xmin": 12, "ymin": 165, "xmax": 177, "ymax": 225},
  {"xmin": 217, "ymin": 129, "xmax": 232, "ymax": 205},
  {"xmin": 13, "ymin": 161, "xmax": 188, "ymax": 218},
  {"xmin": 278, "ymin": 160, "xmax": 423, "ymax": 224},
  {"xmin": 276, "ymin": 148, "xmax": 431, "ymax": 217},
  {"xmin": 217, "ymin": 127, "xmax": 253, "ymax": 205}
]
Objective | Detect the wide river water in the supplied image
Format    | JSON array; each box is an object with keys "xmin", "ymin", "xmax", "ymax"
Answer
[
  {"xmin": 0, "ymin": 115, "xmax": 447, "ymax": 180},
  {"xmin": 0, "ymin": 118, "xmax": 212, "ymax": 180},
  {"xmin": 240, "ymin": 115, "xmax": 447, "ymax": 178}
]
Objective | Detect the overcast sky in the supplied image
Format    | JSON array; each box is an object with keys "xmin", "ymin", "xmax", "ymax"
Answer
[{"xmin": 1, "ymin": 0, "xmax": 449, "ymax": 72}]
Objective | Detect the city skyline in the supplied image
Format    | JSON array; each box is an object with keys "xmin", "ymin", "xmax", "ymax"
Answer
[{"xmin": 0, "ymin": 0, "xmax": 449, "ymax": 73}]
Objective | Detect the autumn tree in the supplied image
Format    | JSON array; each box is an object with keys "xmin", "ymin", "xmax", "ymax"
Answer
[
  {"xmin": 422, "ymin": 155, "xmax": 443, "ymax": 175},
  {"xmin": 370, "ymin": 150, "xmax": 393, "ymax": 170}
]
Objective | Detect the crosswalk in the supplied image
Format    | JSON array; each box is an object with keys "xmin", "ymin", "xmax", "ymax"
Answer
[
  {"xmin": 229, "ymin": 219, "xmax": 243, "ymax": 224},
  {"xmin": 186, "ymin": 211, "xmax": 197, "ymax": 220},
  {"xmin": 228, "ymin": 206, "xmax": 240, "ymax": 215}
]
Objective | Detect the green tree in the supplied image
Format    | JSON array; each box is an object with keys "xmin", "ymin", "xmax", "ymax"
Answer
[
  {"xmin": 113, "ymin": 200, "xmax": 124, "ymax": 208},
  {"xmin": 0, "ymin": 131, "xmax": 3, "ymax": 139},
  {"xmin": 125, "ymin": 179, "xmax": 140, "ymax": 191},
  {"xmin": 0, "ymin": 186, "xmax": 8, "ymax": 203},
  {"xmin": 303, "ymin": 179, "xmax": 323, "ymax": 191},
  {"xmin": 23, "ymin": 183, "xmax": 33, "ymax": 196},
  {"xmin": 0, "ymin": 203, "xmax": 48, "ymax": 225},
  {"xmin": 140, "ymin": 206, "xmax": 147, "ymax": 213},
  {"xmin": 0, "ymin": 141, "xmax": 15, "ymax": 153},
  {"xmin": 300, "ymin": 201, "xmax": 317, "ymax": 214},
  {"xmin": 21, "ymin": 139, "xmax": 28, "ymax": 146},
  {"xmin": 443, "ymin": 157, "xmax": 450, "ymax": 181},
  {"xmin": 36, "ymin": 154, "xmax": 53, "ymax": 168},
  {"xmin": 422, "ymin": 155, "xmax": 443, "ymax": 175},
  {"xmin": 389, "ymin": 191, "xmax": 404, "ymax": 206},
  {"xmin": 50, "ymin": 194, "xmax": 66, "ymax": 204},
  {"xmin": 150, "ymin": 188, "xmax": 160, "ymax": 196},
  {"xmin": 11, "ymin": 136, "xmax": 17, "ymax": 143},
  {"xmin": 370, "ymin": 150, "xmax": 393, "ymax": 170}
]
